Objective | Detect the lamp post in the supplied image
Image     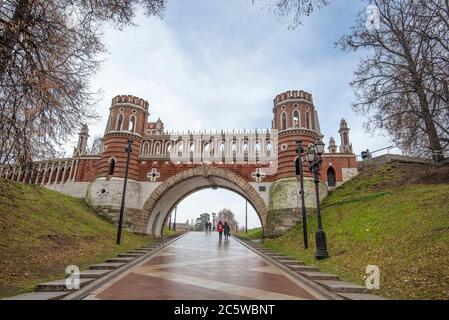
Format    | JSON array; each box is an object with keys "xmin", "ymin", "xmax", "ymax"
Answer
[
  {"xmin": 168, "ymin": 212, "xmax": 172, "ymax": 230},
  {"xmin": 295, "ymin": 141, "xmax": 308, "ymax": 249},
  {"xmin": 245, "ymin": 200, "xmax": 248, "ymax": 234},
  {"xmin": 116, "ymin": 140, "xmax": 133, "ymax": 245},
  {"xmin": 305, "ymin": 140, "xmax": 329, "ymax": 260},
  {"xmin": 173, "ymin": 206, "xmax": 177, "ymax": 231}
]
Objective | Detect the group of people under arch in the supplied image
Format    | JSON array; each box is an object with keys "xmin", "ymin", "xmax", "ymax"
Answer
[{"xmin": 205, "ymin": 220, "xmax": 231, "ymax": 241}]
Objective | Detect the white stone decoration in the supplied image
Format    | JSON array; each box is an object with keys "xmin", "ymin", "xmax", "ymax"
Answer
[
  {"xmin": 342, "ymin": 167, "xmax": 358, "ymax": 182},
  {"xmin": 251, "ymin": 168, "xmax": 266, "ymax": 182},
  {"xmin": 147, "ymin": 168, "xmax": 161, "ymax": 182}
]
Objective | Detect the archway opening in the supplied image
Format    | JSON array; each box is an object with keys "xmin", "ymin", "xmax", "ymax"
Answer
[
  {"xmin": 143, "ymin": 166, "xmax": 268, "ymax": 238},
  {"xmin": 162, "ymin": 189, "xmax": 263, "ymax": 237},
  {"xmin": 327, "ymin": 167, "xmax": 336, "ymax": 187}
]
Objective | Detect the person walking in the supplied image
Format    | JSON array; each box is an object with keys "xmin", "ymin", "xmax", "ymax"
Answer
[
  {"xmin": 217, "ymin": 220, "xmax": 224, "ymax": 241},
  {"xmin": 223, "ymin": 221, "xmax": 230, "ymax": 241}
]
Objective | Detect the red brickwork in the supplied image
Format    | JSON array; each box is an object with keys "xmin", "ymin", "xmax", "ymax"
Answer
[{"xmin": 51, "ymin": 92, "xmax": 357, "ymax": 186}]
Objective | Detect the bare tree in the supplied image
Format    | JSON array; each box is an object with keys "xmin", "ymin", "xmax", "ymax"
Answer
[
  {"xmin": 252, "ymin": 0, "xmax": 328, "ymax": 28},
  {"xmin": 0, "ymin": 0, "xmax": 166, "ymax": 164},
  {"xmin": 337, "ymin": 0, "xmax": 448, "ymax": 161},
  {"xmin": 85, "ymin": 134, "xmax": 102, "ymax": 155},
  {"xmin": 217, "ymin": 208, "xmax": 239, "ymax": 232}
]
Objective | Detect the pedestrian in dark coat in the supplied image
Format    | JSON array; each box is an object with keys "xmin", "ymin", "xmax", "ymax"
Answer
[{"xmin": 223, "ymin": 221, "xmax": 230, "ymax": 241}]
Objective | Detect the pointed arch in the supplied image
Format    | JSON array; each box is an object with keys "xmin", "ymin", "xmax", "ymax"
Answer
[
  {"xmin": 293, "ymin": 110, "xmax": 300, "ymax": 128},
  {"xmin": 266, "ymin": 141, "xmax": 273, "ymax": 153},
  {"xmin": 108, "ymin": 157, "xmax": 116, "ymax": 176},
  {"xmin": 166, "ymin": 142, "xmax": 173, "ymax": 154},
  {"xmin": 305, "ymin": 111, "xmax": 311, "ymax": 129},
  {"xmin": 255, "ymin": 141, "xmax": 261, "ymax": 152},
  {"xmin": 327, "ymin": 167, "xmax": 336, "ymax": 187},
  {"xmin": 116, "ymin": 113, "xmax": 124, "ymax": 131},
  {"xmin": 129, "ymin": 115, "xmax": 137, "ymax": 133},
  {"xmin": 142, "ymin": 142, "xmax": 150, "ymax": 155},
  {"xmin": 154, "ymin": 141, "xmax": 161, "ymax": 155},
  {"xmin": 280, "ymin": 111, "xmax": 287, "ymax": 130}
]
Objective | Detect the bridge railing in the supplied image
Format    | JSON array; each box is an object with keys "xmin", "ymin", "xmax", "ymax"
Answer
[{"xmin": 0, "ymin": 157, "xmax": 81, "ymax": 186}]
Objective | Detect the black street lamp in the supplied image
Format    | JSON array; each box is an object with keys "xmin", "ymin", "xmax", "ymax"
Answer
[
  {"xmin": 305, "ymin": 140, "xmax": 329, "ymax": 260},
  {"xmin": 168, "ymin": 212, "xmax": 172, "ymax": 230},
  {"xmin": 295, "ymin": 141, "xmax": 308, "ymax": 249},
  {"xmin": 173, "ymin": 206, "xmax": 177, "ymax": 231},
  {"xmin": 116, "ymin": 140, "xmax": 133, "ymax": 245},
  {"xmin": 245, "ymin": 200, "xmax": 248, "ymax": 234}
]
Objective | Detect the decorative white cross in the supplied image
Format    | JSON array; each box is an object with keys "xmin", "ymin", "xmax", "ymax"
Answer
[
  {"xmin": 147, "ymin": 168, "xmax": 161, "ymax": 182},
  {"xmin": 251, "ymin": 168, "xmax": 266, "ymax": 182}
]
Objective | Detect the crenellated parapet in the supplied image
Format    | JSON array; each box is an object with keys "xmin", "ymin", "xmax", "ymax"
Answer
[
  {"xmin": 274, "ymin": 90, "xmax": 314, "ymax": 105},
  {"xmin": 111, "ymin": 95, "xmax": 149, "ymax": 110}
]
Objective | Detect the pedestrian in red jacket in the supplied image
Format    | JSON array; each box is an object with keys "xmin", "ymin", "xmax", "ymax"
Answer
[{"xmin": 217, "ymin": 220, "xmax": 224, "ymax": 241}]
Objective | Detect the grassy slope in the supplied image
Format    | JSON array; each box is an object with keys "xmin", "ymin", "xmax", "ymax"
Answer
[
  {"xmin": 0, "ymin": 178, "xmax": 153, "ymax": 298},
  {"xmin": 237, "ymin": 227, "xmax": 263, "ymax": 240},
  {"xmin": 264, "ymin": 162, "xmax": 449, "ymax": 300}
]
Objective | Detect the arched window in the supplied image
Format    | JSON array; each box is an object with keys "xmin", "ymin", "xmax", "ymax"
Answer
[
  {"xmin": 293, "ymin": 110, "xmax": 300, "ymax": 128},
  {"xmin": 231, "ymin": 142, "xmax": 237, "ymax": 152},
  {"xmin": 305, "ymin": 111, "xmax": 311, "ymax": 129},
  {"xmin": 281, "ymin": 112, "xmax": 287, "ymax": 130},
  {"xmin": 266, "ymin": 141, "xmax": 273, "ymax": 153},
  {"xmin": 327, "ymin": 167, "xmax": 336, "ymax": 187},
  {"xmin": 108, "ymin": 158, "xmax": 116, "ymax": 176},
  {"xmin": 142, "ymin": 142, "xmax": 150, "ymax": 155},
  {"xmin": 166, "ymin": 143, "xmax": 172, "ymax": 154},
  {"xmin": 255, "ymin": 141, "xmax": 261, "ymax": 152},
  {"xmin": 243, "ymin": 141, "xmax": 249, "ymax": 152},
  {"xmin": 189, "ymin": 142, "xmax": 195, "ymax": 153},
  {"xmin": 177, "ymin": 141, "xmax": 184, "ymax": 154},
  {"xmin": 129, "ymin": 115, "xmax": 136, "ymax": 133},
  {"xmin": 203, "ymin": 143, "xmax": 210, "ymax": 154},
  {"xmin": 116, "ymin": 113, "xmax": 124, "ymax": 131},
  {"xmin": 220, "ymin": 142, "xmax": 225, "ymax": 152},
  {"xmin": 154, "ymin": 141, "xmax": 161, "ymax": 155}
]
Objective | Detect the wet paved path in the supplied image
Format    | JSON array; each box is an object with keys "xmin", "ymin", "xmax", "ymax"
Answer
[{"xmin": 85, "ymin": 232, "xmax": 324, "ymax": 300}]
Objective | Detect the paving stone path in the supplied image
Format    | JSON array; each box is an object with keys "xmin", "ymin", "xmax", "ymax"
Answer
[{"xmin": 84, "ymin": 232, "xmax": 327, "ymax": 300}]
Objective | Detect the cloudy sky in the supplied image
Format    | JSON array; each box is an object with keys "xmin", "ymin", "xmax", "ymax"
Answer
[{"xmin": 66, "ymin": 0, "xmax": 399, "ymax": 228}]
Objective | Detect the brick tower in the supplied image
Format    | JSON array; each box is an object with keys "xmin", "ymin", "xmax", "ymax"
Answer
[
  {"xmin": 98, "ymin": 95, "xmax": 149, "ymax": 180},
  {"xmin": 272, "ymin": 90, "xmax": 323, "ymax": 179},
  {"xmin": 267, "ymin": 90, "xmax": 327, "ymax": 236}
]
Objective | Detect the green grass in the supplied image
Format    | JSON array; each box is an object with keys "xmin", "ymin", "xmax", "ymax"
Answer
[
  {"xmin": 264, "ymin": 163, "xmax": 449, "ymax": 300},
  {"xmin": 0, "ymin": 178, "xmax": 154, "ymax": 298},
  {"xmin": 162, "ymin": 226, "xmax": 178, "ymax": 237},
  {"xmin": 237, "ymin": 227, "xmax": 263, "ymax": 240}
]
